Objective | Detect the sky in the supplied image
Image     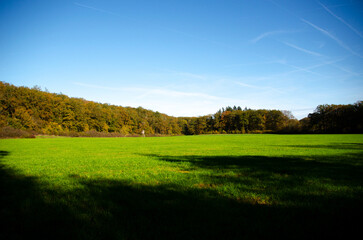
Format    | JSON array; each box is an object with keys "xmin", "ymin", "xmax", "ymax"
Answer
[{"xmin": 1, "ymin": 0, "xmax": 363, "ymax": 119}]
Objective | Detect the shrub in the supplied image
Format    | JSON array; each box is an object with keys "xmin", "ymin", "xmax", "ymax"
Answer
[{"xmin": 0, "ymin": 126, "xmax": 36, "ymax": 138}]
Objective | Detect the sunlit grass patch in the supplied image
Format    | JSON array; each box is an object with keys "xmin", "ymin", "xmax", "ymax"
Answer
[{"xmin": 0, "ymin": 134, "xmax": 362, "ymax": 239}]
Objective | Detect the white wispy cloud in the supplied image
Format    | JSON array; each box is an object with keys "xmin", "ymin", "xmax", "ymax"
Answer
[
  {"xmin": 234, "ymin": 81, "xmax": 285, "ymax": 94},
  {"xmin": 327, "ymin": 62, "xmax": 361, "ymax": 76},
  {"xmin": 73, "ymin": 82, "xmax": 222, "ymax": 100},
  {"xmin": 225, "ymin": 57, "xmax": 347, "ymax": 81},
  {"xmin": 301, "ymin": 18, "xmax": 363, "ymax": 58},
  {"xmin": 73, "ymin": 82, "xmax": 121, "ymax": 91},
  {"xmin": 74, "ymin": 2, "xmax": 116, "ymax": 15},
  {"xmin": 282, "ymin": 57, "xmax": 347, "ymax": 76},
  {"xmin": 234, "ymin": 81, "xmax": 261, "ymax": 89},
  {"xmin": 133, "ymin": 87, "xmax": 221, "ymax": 100},
  {"xmin": 224, "ymin": 59, "xmax": 287, "ymax": 68},
  {"xmin": 318, "ymin": 1, "xmax": 363, "ymax": 39},
  {"xmin": 281, "ymin": 62, "xmax": 326, "ymax": 77},
  {"xmin": 259, "ymin": 57, "xmax": 347, "ymax": 79},
  {"xmin": 281, "ymin": 41, "xmax": 323, "ymax": 57},
  {"xmin": 251, "ymin": 30, "xmax": 288, "ymax": 43},
  {"xmin": 173, "ymin": 71, "xmax": 207, "ymax": 80},
  {"xmin": 72, "ymin": 82, "xmax": 249, "ymax": 117}
]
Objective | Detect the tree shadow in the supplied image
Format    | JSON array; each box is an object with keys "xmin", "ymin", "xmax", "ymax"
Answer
[
  {"xmin": 146, "ymin": 151, "xmax": 363, "ymax": 220},
  {"xmin": 281, "ymin": 142, "xmax": 363, "ymax": 150},
  {"xmin": 67, "ymin": 176, "xmax": 362, "ymax": 240},
  {"xmin": 0, "ymin": 150, "xmax": 9, "ymax": 157},
  {"xmin": 0, "ymin": 150, "xmax": 362, "ymax": 239},
  {"xmin": 144, "ymin": 152, "xmax": 363, "ymax": 184},
  {"xmin": 0, "ymin": 151, "xmax": 83, "ymax": 239}
]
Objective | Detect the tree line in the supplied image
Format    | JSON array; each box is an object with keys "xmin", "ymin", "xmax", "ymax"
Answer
[
  {"xmin": 0, "ymin": 81, "xmax": 362, "ymax": 137},
  {"xmin": 0, "ymin": 81, "xmax": 182, "ymax": 136},
  {"xmin": 303, "ymin": 102, "xmax": 363, "ymax": 133},
  {"xmin": 179, "ymin": 106, "xmax": 299, "ymax": 135}
]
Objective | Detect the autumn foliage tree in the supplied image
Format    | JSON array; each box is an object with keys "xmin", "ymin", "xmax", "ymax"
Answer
[
  {"xmin": 306, "ymin": 102, "xmax": 363, "ymax": 133},
  {"xmin": 1, "ymin": 81, "xmax": 361, "ymax": 137},
  {"xmin": 0, "ymin": 81, "xmax": 182, "ymax": 136}
]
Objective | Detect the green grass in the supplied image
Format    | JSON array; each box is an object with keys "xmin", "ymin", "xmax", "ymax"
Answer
[{"xmin": 1, "ymin": 134, "xmax": 363, "ymax": 239}]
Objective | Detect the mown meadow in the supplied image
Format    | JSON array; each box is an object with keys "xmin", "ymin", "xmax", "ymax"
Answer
[{"xmin": 1, "ymin": 134, "xmax": 363, "ymax": 239}]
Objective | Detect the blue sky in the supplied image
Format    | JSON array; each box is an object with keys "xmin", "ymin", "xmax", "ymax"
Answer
[{"xmin": 1, "ymin": 0, "xmax": 362, "ymax": 119}]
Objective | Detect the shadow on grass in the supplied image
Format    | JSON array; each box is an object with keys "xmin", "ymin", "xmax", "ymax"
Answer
[
  {"xmin": 0, "ymin": 150, "xmax": 362, "ymax": 239},
  {"xmin": 147, "ymin": 152, "xmax": 363, "ymax": 208},
  {"xmin": 146, "ymin": 152, "xmax": 363, "ymax": 183},
  {"xmin": 281, "ymin": 142, "xmax": 363, "ymax": 150},
  {"xmin": 0, "ymin": 151, "xmax": 83, "ymax": 239}
]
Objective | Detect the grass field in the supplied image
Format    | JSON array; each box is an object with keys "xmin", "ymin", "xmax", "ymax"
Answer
[{"xmin": 1, "ymin": 134, "xmax": 363, "ymax": 239}]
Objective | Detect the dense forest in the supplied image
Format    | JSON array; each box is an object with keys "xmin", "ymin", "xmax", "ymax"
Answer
[
  {"xmin": 0, "ymin": 81, "xmax": 362, "ymax": 137},
  {"xmin": 305, "ymin": 103, "xmax": 363, "ymax": 133},
  {"xmin": 0, "ymin": 81, "xmax": 182, "ymax": 137}
]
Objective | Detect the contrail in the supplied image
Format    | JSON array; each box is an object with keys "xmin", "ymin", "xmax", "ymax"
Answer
[
  {"xmin": 301, "ymin": 18, "xmax": 363, "ymax": 58},
  {"xmin": 74, "ymin": 2, "xmax": 117, "ymax": 15},
  {"xmin": 318, "ymin": 1, "xmax": 363, "ymax": 39},
  {"xmin": 281, "ymin": 41, "xmax": 323, "ymax": 57}
]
